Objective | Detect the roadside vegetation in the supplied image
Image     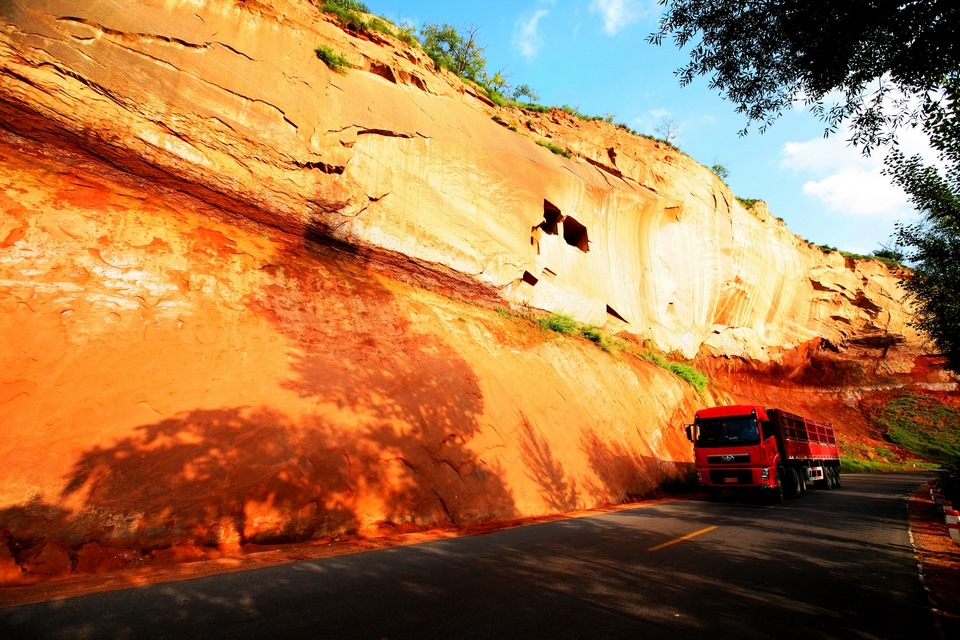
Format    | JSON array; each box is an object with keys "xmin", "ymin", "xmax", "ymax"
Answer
[
  {"xmin": 841, "ymin": 392, "xmax": 960, "ymax": 473},
  {"xmin": 532, "ymin": 312, "xmax": 625, "ymax": 353},
  {"xmin": 639, "ymin": 353, "xmax": 708, "ymax": 394},
  {"xmin": 839, "ymin": 441, "xmax": 939, "ymax": 473},
  {"xmin": 867, "ymin": 393, "xmax": 960, "ymax": 469}
]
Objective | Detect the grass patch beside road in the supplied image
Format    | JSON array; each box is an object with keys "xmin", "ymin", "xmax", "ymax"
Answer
[{"xmin": 866, "ymin": 393, "xmax": 960, "ymax": 469}]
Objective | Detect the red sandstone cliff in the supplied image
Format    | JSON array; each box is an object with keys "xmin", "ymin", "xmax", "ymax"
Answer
[{"xmin": 0, "ymin": 0, "xmax": 950, "ymax": 583}]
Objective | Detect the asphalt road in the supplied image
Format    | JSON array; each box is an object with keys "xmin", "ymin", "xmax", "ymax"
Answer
[{"xmin": 0, "ymin": 472, "xmax": 941, "ymax": 640}]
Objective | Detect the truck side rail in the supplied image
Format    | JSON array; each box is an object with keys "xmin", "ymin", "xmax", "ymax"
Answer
[{"xmin": 771, "ymin": 409, "xmax": 839, "ymax": 462}]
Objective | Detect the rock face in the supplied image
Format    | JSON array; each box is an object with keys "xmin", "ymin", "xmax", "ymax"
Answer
[
  {"xmin": 0, "ymin": 0, "xmax": 918, "ymax": 359},
  {"xmin": 0, "ymin": 0, "xmax": 934, "ymax": 575},
  {"xmin": 0, "ymin": 137, "xmax": 698, "ymax": 555}
]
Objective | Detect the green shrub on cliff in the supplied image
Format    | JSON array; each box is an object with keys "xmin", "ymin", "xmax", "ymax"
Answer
[
  {"xmin": 324, "ymin": 0, "xmax": 368, "ymax": 10},
  {"xmin": 536, "ymin": 139, "xmax": 571, "ymax": 158},
  {"xmin": 585, "ymin": 328, "xmax": 627, "ymax": 353},
  {"xmin": 420, "ymin": 22, "xmax": 486, "ymax": 80},
  {"xmin": 710, "ymin": 163, "xmax": 729, "ymax": 181},
  {"xmin": 322, "ymin": 1, "xmax": 369, "ymax": 32},
  {"xmin": 533, "ymin": 314, "xmax": 623, "ymax": 352},
  {"xmin": 315, "ymin": 46, "xmax": 353, "ymax": 73},
  {"xmin": 395, "ymin": 22, "xmax": 418, "ymax": 46},
  {"xmin": 535, "ymin": 312, "xmax": 578, "ymax": 335},
  {"xmin": 641, "ymin": 353, "xmax": 708, "ymax": 393},
  {"xmin": 666, "ymin": 362, "xmax": 708, "ymax": 393},
  {"xmin": 532, "ymin": 313, "xmax": 707, "ymax": 387},
  {"xmin": 578, "ymin": 325, "xmax": 604, "ymax": 345},
  {"xmin": 367, "ymin": 17, "xmax": 394, "ymax": 36}
]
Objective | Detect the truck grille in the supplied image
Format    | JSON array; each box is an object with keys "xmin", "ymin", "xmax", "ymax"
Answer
[
  {"xmin": 706, "ymin": 454, "xmax": 750, "ymax": 464},
  {"xmin": 709, "ymin": 470, "xmax": 753, "ymax": 485}
]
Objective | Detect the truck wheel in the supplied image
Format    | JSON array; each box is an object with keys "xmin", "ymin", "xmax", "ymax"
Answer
[
  {"xmin": 833, "ymin": 468, "xmax": 842, "ymax": 489},
  {"xmin": 768, "ymin": 475, "xmax": 784, "ymax": 504},
  {"xmin": 819, "ymin": 467, "xmax": 833, "ymax": 490},
  {"xmin": 787, "ymin": 468, "xmax": 802, "ymax": 498},
  {"xmin": 798, "ymin": 468, "xmax": 808, "ymax": 495}
]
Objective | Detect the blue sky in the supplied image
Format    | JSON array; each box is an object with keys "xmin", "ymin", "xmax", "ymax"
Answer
[{"xmin": 366, "ymin": 0, "xmax": 923, "ymax": 255}]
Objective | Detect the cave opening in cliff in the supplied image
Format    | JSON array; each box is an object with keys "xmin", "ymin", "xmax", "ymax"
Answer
[
  {"xmin": 539, "ymin": 200, "xmax": 563, "ymax": 235},
  {"xmin": 562, "ymin": 216, "xmax": 589, "ymax": 252}
]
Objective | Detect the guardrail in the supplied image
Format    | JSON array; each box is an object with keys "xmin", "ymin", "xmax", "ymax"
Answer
[{"xmin": 930, "ymin": 482, "xmax": 960, "ymax": 544}]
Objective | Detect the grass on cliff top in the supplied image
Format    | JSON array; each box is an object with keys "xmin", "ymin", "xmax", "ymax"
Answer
[
  {"xmin": 321, "ymin": 1, "xmax": 369, "ymax": 32},
  {"xmin": 812, "ymin": 242, "xmax": 904, "ymax": 269},
  {"xmin": 319, "ymin": 1, "xmax": 417, "ymax": 44}
]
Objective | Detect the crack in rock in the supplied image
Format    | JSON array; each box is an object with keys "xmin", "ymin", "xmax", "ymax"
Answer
[
  {"xmin": 56, "ymin": 17, "xmax": 210, "ymax": 51},
  {"xmin": 356, "ymin": 128, "xmax": 414, "ymax": 139},
  {"xmin": 295, "ymin": 160, "xmax": 344, "ymax": 174}
]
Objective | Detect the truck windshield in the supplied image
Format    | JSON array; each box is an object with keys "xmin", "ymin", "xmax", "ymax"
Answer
[{"xmin": 695, "ymin": 417, "xmax": 760, "ymax": 447}]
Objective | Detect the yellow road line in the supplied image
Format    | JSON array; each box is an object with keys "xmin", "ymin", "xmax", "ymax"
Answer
[{"xmin": 647, "ymin": 525, "xmax": 719, "ymax": 552}]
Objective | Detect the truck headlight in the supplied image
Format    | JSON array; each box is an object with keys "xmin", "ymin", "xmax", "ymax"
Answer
[{"xmin": 761, "ymin": 467, "xmax": 770, "ymax": 480}]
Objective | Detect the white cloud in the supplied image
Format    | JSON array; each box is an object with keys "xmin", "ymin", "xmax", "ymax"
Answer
[
  {"xmin": 780, "ymin": 129, "xmax": 929, "ymax": 220},
  {"xmin": 780, "ymin": 79, "xmax": 946, "ymax": 220},
  {"xmin": 801, "ymin": 166, "xmax": 908, "ymax": 217},
  {"xmin": 514, "ymin": 9, "xmax": 550, "ymax": 61},
  {"xmin": 590, "ymin": 0, "xmax": 644, "ymax": 35}
]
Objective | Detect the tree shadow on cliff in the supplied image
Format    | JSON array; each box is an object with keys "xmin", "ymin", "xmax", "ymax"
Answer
[
  {"xmin": 0, "ymin": 235, "xmax": 518, "ymax": 554},
  {"xmin": 518, "ymin": 412, "xmax": 580, "ymax": 512},
  {"xmin": 516, "ymin": 414, "xmax": 695, "ymax": 512},
  {"xmin": 0, "ymin": 499, "xmax": 72, "ymax": 550},
  {"xmin": 57, "ymin": 407, "xmax": 360, "ymax": 547},
  {"xmin": 244, "ymin": 237, "xmax": 518, "ymax": 529},
  {"xmin": 581, "ymin": 431, "xmax": 694, "ymax": 502},
  {"xmin": 55, "ymin": 396, "xmax": 515, "ymax": 548}
]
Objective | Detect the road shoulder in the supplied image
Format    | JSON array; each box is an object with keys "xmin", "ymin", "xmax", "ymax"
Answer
[{"xmin": 909, "ymin": 485, "xmax": 960, "ymax": 638}]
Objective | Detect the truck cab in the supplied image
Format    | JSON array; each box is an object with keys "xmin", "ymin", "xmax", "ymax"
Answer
[
  {"xmin": 686, "ymin": 405, "xmax": 783, "ymax": 503},
  {"xmin": 685, "ymin": 404, "xmax": 840, "ymax": 503}
]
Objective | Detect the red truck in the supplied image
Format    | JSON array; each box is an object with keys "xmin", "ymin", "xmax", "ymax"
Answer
[{"xmin": 685, "ymin": 404, "xmax": 841, "ymax": 503}]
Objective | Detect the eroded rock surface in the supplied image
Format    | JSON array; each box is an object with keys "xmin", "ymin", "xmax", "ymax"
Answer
[
  {"xmin": 0, "ymin": 137, "xmax": 698, "ymax": 565},
  {"xmin": 0, "ymin": 0, "xmax": 919, "ymax": 359}
]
